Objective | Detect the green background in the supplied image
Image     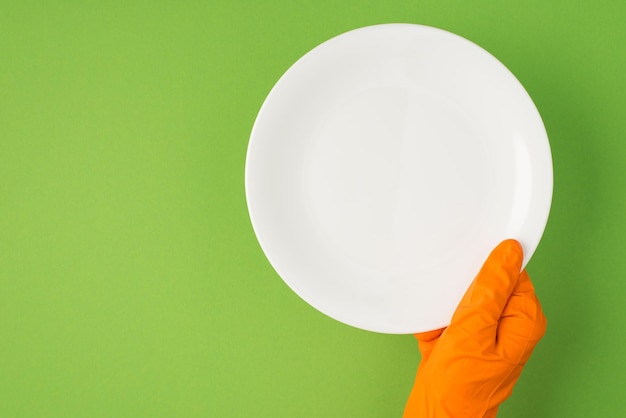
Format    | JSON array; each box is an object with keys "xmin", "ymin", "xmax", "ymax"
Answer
[{"xmin": 1, "ymin": 1, "xmax": 625, "ymax": 417}]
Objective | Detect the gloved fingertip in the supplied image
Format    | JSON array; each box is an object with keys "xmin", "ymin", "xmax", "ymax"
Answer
[
  {"xmin": 500, "ymin": 239, "xmax": 523, "ymax": 263},
  {"xmin": 414, "ymin": 327, "xmax": 445, "ymax": 342},
  {"xmin": 489, "ymin": 239, "xmax": 524, "ymax": 275}
]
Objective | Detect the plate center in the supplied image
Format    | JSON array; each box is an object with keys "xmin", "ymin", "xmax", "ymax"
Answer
[{"xmin": 304, "ymin": 85, "xmax": 491, "ymax": 274}]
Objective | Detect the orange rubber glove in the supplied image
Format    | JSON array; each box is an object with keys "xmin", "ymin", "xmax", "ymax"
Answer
[{"xmin": 403, "ymin": 239, "xmax": 547, "ymax": 417}]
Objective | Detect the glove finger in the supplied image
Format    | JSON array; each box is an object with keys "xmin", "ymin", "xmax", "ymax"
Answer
[
  {"xmin": 496, "ymin": 270, "xmax": 547, "ymax": 364},
  {"xmin": 450, "ymin": 240, "xmax": 524, "ymax": 343},
  {"xmin": 414, "ymin": 328, "xmax": 445, "ymax": 363}
]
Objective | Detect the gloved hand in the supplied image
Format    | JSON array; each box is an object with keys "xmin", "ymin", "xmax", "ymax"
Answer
[{"xmin": 403, "ymin": 239, "xmax": 547, "ymax": 417}]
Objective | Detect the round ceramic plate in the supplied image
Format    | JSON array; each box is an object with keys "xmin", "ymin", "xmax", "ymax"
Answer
[{"xmin": 245, "ymin": 24, "xmax": 552, "ymax": 334}]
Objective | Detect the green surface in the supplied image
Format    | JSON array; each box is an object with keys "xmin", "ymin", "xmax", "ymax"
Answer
[{"xmin": 1, "ymin": 1, "xmax": 625, "ymax": 417}]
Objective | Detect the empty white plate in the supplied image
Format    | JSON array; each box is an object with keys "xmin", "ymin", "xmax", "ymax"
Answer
[{"xmin": 245, "ymin": 24, "xmax": 552, "ymax": 334}]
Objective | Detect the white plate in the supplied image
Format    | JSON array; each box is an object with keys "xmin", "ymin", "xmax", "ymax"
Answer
[{"xmin": 245, "ymin": 24, "xmax": 552, "ymax": 334}]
